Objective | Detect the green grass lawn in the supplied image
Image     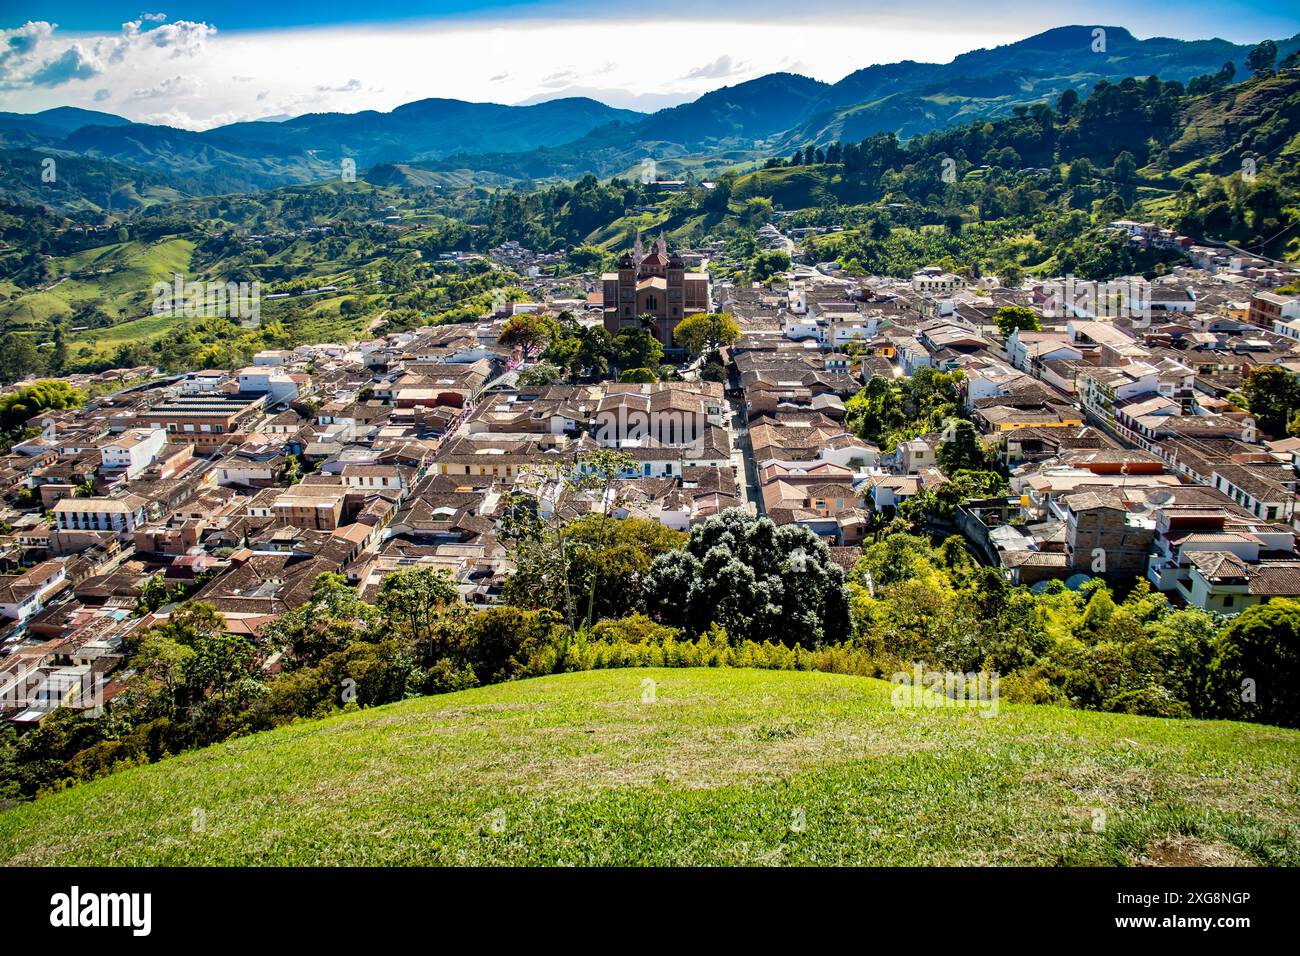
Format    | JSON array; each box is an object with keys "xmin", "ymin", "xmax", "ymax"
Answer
[{"xmin": 2, "ymin": 667, "xmax": 1297, "ymax": 866}]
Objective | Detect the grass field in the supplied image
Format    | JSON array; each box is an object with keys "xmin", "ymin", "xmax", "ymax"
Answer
[
  {"xmin": 2, "ymin": 667, "xmax": 1297, "ymax": 866},
  {"xmin": 1, "ymin": 237, "xmax": 196, "ymax": 347}
]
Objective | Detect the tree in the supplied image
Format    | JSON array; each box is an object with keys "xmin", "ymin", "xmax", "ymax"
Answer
[
  {"xmin": 1056, "ymin": 87, "xmax": 1080, "ymax": 118},
  {"xmin": 126, "ymin": 602, "xmax": 258, "ymax": 725},
  {"xmin": 263, "ymin": 573, "xmax": 377, "ymax": 669},
  {"xmin": 610, "ymin": 327, "xmax": 663, "ymax": 373},
  {"xmin": 1242, "ymin": 365, "xmax": 1300, "ymax": 437},
  {"xmin": 506, "ymin": 514, "xmax": 683, "ymax": 625},
  {"xmin": 0, "ymin": 334, "xmax": 46, "ymax": 385},
  {"xmin": 750, "ymin": 249, "xmax": 790, "ymax": 281},
  {"xmin": 1215, "ymin": 599, "xmax": 1300, "ymax": 727},
  {"xmin": 1150, "ymin": 609, "xmax": 1222, "ymax": 719},
  {"xmin": 501, "ymin": 450, "xmax": 639, "ymax": 637},
  {"xmin": 1111, "ymin": 150, "xmax": 1137, "ymax": 183},
  {"xmin": 461, "ymin": 607, "xmax": 562, "ymax": 684},
  {"xmin": 0, "ymin": 380, "xmax": 86, "ymax": 431},
  {"xmin": 936, "ymin": 420, "xmax": 990, "ymax": 474},
  {"xmin": 897, "ymin": 470, "xmax": 1008, "ymax": 529},
  {"xmin": 642, "ymin": 509, "xmax": 851, "ymax": 646},
  {"xmin": 673, "ymin": 312, "xmax": 740, "ymax": 359},
  {"xmin": 994, "ymin": 305, "xmax": 1042, "ymax": 338},
  {"xmin": 1246, "ymin": 40, "xmax": 1277, "ymax": 75},
  {"xmin": 135, "ymin": 575, "xmax": 186, "ymax": 614},
  {"xmin": 566, "ymin": 245, "xmax": 606, "ymax": 272},
  {"xmin": 618, "ymin": 367, "xmax": 657, "ymax": 383},
  {"xmin": 377, "ymin": 567, "xmax": 459, "ymax": 667},
  {"xmin": 129, "ymin": 633, "xmax": 196, "ymax": 720},
  {"xmin": 498, "ymin": 312, "xmax": 559, "ymax": 357},
  {"xmin": 518, "ymin": 361, "xmax": 563, "ymax": 386}
]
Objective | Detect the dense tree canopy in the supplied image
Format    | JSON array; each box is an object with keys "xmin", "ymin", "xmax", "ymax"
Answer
[{"xmin": 643, "ymin": 509, "xmax": 852, "ymax": 646}]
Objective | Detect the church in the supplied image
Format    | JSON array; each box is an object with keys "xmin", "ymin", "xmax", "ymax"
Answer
[{"xmin": 601, "ymin": 234, "xmax": 710, "ymax": 347}]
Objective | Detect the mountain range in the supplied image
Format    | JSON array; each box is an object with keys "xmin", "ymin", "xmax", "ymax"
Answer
[{"xmin": 2, "ymin": 24, "xmax": 1297, "ymax": 205}]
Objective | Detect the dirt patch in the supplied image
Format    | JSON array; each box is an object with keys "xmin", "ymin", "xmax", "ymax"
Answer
[{"xmin": 1140, "ymin": 836, "xmax": 1255, "ymax": 867}]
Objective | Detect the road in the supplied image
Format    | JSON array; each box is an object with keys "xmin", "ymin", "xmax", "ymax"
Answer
[{"xmin": 726, "ymin": 396, "xmax": 762, "ymax": 514}]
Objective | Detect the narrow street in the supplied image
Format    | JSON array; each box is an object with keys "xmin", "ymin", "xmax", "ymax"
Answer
[{"xmin": 726, "ymin": 396, "xmax": 762, "ymax": 514}]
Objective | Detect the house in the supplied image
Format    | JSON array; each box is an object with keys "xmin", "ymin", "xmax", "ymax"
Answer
[
  {"xmin": 0, "ymin": 560, "xmax": 68, "ymax": 621},
  {"xmin": 100, "ymin": 428, "xmax": 167, "ymax": 480},
  {"xmin": 53, "ymin": 495, "xmax": 149, "ymax": 540}
]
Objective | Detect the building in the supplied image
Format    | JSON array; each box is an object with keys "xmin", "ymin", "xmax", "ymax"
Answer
[
  {"xmin": 271, "ymin": 486, "xmax": 348, "ymax": 531},
  {"xmin": 0, "ymin": 560, "xmax": 67, "ymax": 621},
  {"xmin": 100, "ymin": 427, "xmax": 167, "ymax": 479},
  {"xmin": 1248, "ymin": 291, "xmax": 1300, "ymax": 329},
  {"xmin": 1062, "ymin": 491, "xmax": 1156, "ymax": 577},
  {"xmin": 911, "ymin": 267, "xmax": 965, "ymax": 294},
  {"xmin": 135, "ymin": 392, "xmax": 266, "ymax": 451},
  {"xmin": 601, "ymin": 234, "xmax": 710, "ymax": 346},
  {"xmin": 52, "ymin": 495, "xmax": 149, "ymax": 538}
]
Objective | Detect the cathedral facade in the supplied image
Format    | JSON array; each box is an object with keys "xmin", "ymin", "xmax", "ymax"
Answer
[{"xmin": 601, "ymin": 234, "xmax": 710, "ymax": 347}]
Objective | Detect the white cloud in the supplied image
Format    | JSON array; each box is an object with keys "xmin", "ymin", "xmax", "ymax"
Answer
[
  {"xmin": 682, "ymin": 55, "xmax": 749, "ymax": 80},
  {"xmin": 116, "ymin": 18, "xmax": 215, "ymax": 60},
  {"xmin": 316, "ymin": 79, "xmax": 363, "ymax": 93},
  {"xmin": 0, "ymin": 18, "xmax": 215, "ymax": 92},
  {"xmin": 28, "ymin": 45, "xmax": 101, "ymax": 86},
  {"xmin": 0, "ymin": 17, "xmax": 1018, "ymax": 128},
  {"xmin": 130, "ymin": 74, "xmax": 202, "ymax": 100}
]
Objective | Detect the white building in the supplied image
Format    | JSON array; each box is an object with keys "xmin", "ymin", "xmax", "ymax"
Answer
[
  {"xmin": 53, "ymin": 495, "xmax": 149, "ymax": 538},
  {"xmin": 100, "ymin": 427, "xmax": 167, "ymax": 479},
  {"xmin": 911, "ymin": 267, "xmax": 965, "ymax": 294},
  {"xmin": 0, "ymin": 560, "xmax": 67, "ymax": 621},
  {"xmin": 237, "ymin": 367, "xmax": 300, "ymax": 405}
]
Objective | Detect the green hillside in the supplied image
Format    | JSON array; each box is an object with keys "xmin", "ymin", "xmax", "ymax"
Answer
[
  {"xmin": 0, "ymin": 237, "xmax": 194, "ymax": 331},
  {"xmin": 2, "ymin": 668, "xmax": 1296, "ymax": 866}
]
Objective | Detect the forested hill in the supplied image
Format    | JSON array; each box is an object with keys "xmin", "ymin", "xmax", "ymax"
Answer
[
  {"xmin": 2, "ymin": 24, "xmax": 1297, "ymax": 201},
  {"xmin": 723, "ymin": 68, "xmax": 1300, "ymax": 263},
  {"xmin": 414, "ymin": 26, "xmax": 1300, "ymax": 183}
]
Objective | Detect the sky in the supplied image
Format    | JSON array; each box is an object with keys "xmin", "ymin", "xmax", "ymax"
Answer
[{"xmin": 1, "ymin": 2, "xmax": 1297, "ymax": 130}]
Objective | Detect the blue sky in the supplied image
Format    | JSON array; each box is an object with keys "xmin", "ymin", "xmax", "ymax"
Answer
[
  {"xmin": 4, "ymin": 1, "xmax": 1296, "ymax": 36},
  {"xmin": 2, "ymin": 3, "xmax": 1297, "ymax": 128}
]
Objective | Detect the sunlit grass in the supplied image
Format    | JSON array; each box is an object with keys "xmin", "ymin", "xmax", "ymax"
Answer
[{"xmin": 2, "ymin": 668, "xmax": 1295, "ymax": 866}]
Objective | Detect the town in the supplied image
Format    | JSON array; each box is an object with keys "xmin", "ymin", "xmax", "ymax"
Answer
[{"xmin": 3, "ymin": 220, "xmax": 1300, "ymax": 725}]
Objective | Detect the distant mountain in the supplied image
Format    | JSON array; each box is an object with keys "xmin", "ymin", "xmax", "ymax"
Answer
[
  {"xmin": 0, "ymin": 107, "xmax": 130, "ymax": 140},
  {"xmin": 3, "ymin": 24, "xmax": 1298, "ymax": 198},
  {"xmin": 63, "ymin": 123, "xmax": 337, "ymax": 193},
  {"xmin": 0, "ymin": 147, "xmax": 192, "ymax": 213},
  {"xmin": 781, "ymin": 25, "xmax": 1293, "ymax": 146},
  {"xmin": 416, "ymin": 74, "xmax": 837, "ymax": 184},
  {"xmin": 435, "ymin": 26, "xmax": 1300, "ymax": 181},
  {"xmin": 633, "ymin": 73, "xmax": 829, "ymax": 147},
  {"xmin": 1, "ymin": 97, "xmax": 641, "ymax": 195}
]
